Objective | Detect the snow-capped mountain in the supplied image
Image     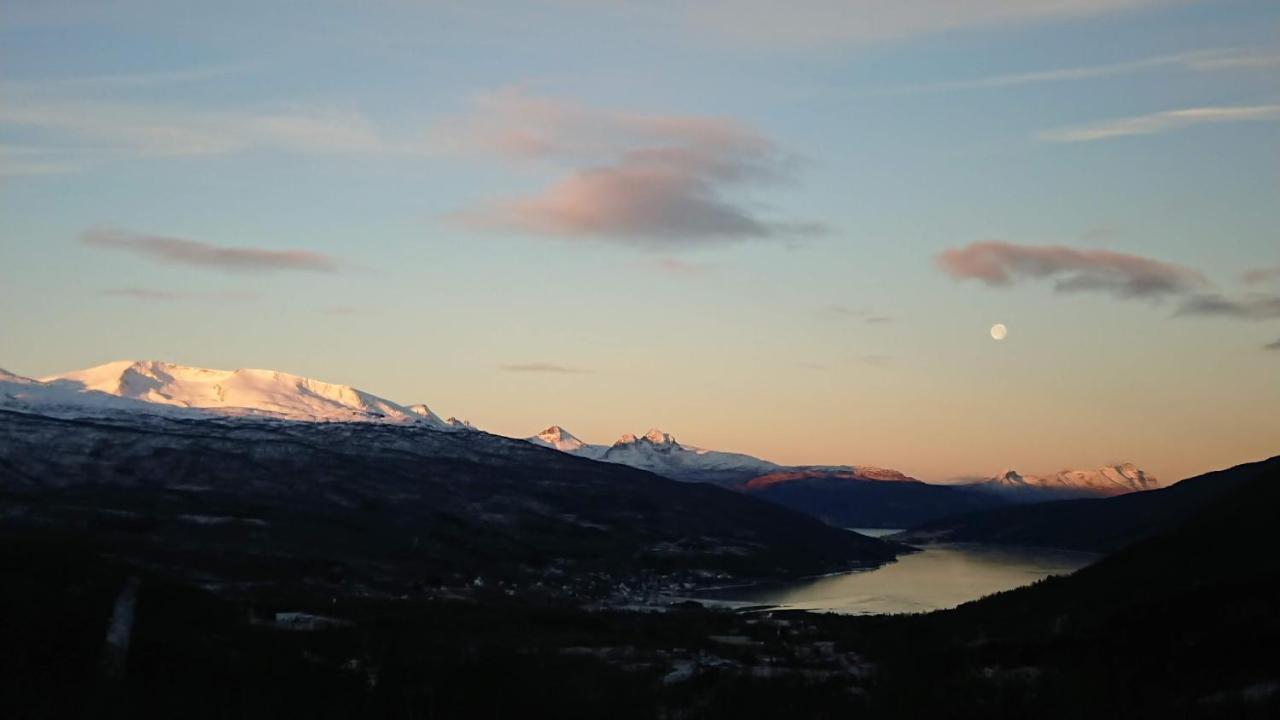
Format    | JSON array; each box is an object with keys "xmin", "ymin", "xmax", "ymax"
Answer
[
  {"xmin": 525, "ymin": 426, "xmax": 783, "ymax": 484},
  {"xmin": 2, "ymin": 360, "xmax": 470, "ymax": 429},
  {"xmin": 2, "ymin": 366, "xmax": 184, "ymax": 418},
  {"xmin": 528, "ymin": 425, "xmax": 604, "ymax": 457},
  {"xmin": 975, "ymin": 463, "xmax": 1158, "ymax": 498}
]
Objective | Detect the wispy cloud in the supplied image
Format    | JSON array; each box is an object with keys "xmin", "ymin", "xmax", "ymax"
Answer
[
  {"xmin": 1242, "ymin": 265, "xmax": 1280, "ymax": 285},
  {"xmin": 0, "ymin": 144, "xmax": 81, "ymax": 176},
  {"xmin": 823, "ymin": 305, "xmax": 894, "ymax": 324},
  {"xmin": 319, "ymin": 306, "xmax": 366, "ymax": 316},
  {"xmin": 1039, "ymin": 104, "xmax": 1280, "ymax": 143},
  {"xmin": 642, "ymin": 257, "xmax": 715, "ymax": 275},
  {"xmin": 99, "ymin": 287, "xmax": 259, "ymax": 301},
  {"xmin": 880, "ymin": 47, "xmax": 1280, "ymax": 95},
  {"xmin": 82, "ymin": 228, "xmax": 342, "ymax": 273},
  {"xmin": 1175, "ymin": 293, "xmax": 1280, "ymax": 320},
  {"xmin": 498, "ymin": 362, "xmax": 588, "ymax": 374},
  {"xmin": 663, "ymin": 0, "xmax": 1189, "ymax": 48},
  {"xmin": 854, "ymin": 354, "xmax": 894, "ymax": 367},
  {"xmin": 447, "ymin": 88, "xmax": 821, "ymax": 247},
  {"xmin": 938, "ymin": 241, "xmax": 1205, "ymax": 299},
  {"xmin": 29, "ymin": 64, "xmax": 251, "ymax": 89},
  {"xmin": 0, "ymin": 95, "xmax": 391, "ymax": 158}
]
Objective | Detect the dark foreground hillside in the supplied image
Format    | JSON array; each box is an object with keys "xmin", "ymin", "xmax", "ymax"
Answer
[{"xmin": 2, "ymin": 456, "xmax": 1277, "ymax": 718}]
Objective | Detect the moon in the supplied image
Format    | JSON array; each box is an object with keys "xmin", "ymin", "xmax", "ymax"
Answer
[{"xmin": 990, "ymin": 323, "xmax": 1008, "ymax": 341}]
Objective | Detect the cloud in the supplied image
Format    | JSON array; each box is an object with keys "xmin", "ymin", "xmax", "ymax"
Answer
[
  {"xmin": 854, "ymin": 354, "xmax": 894, "ymax": 367},
  {"xmin": 448, "ymin": 89, "xmax": 820, "ymax": 246},
  {"xmin": 1265, "ymin": 338, "xmax": 1280, "ymax": 351},
  {"xmin": 498, "ymin": 362, "xmax": 588, "ymax": 374},
  {"xmin": 1242, "ymin": 265, "xmax": 1280, "ymax": 285},
  {"xmin": 99, "ymin": 287, "xmax": 259, "ymax": 301},
  {"xmin": 0, "ymin": 95, "xmax": 390, "ymax": 158},
  {"xmin": 643, "ymin": 257, "xmax": 715, "ymax": 275},
  {"xmin": 319, "ymin": 306, "xmax": 366, "ymax": 316},
  {"xmin": 82, "ymin": 228, "xmax": 342, "ymax": 273},
  {"xmin": 1175, "ymin": 293, "xmax": 1280, "ymax": 320},
  {"xmin": 1039, "ymin": 104, "xmax": 1280, "ymax": 142},
  {"xmin": 0, "ymin": 144, "xmax": 81, "ymax": 176},
  {"xmin": 824, "ymin": 305, "xmax": 894, "ymax": 324},
  {"xmin": 938, "ymin": 241, "xmax": 1205, "ymax": 299},
  {"xmin": 659, "ymin": 0, "xmax": 1189, "ymax": 48},
  {"xmin": 879, "ymin": 47, "xmax": 1280, "ymax": 95}
]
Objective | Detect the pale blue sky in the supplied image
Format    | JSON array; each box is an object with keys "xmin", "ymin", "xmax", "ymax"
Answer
[{"xmin": 2, "ymin": 1, "xmax": 1278, "ymax": 481}]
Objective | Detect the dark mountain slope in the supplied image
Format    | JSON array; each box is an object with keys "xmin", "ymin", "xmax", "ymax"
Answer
[
  {"xmin": 895, "ymin": 455, "xmax": 1280, "ymax": 552},
  {"xmin": 0, "ymin": 409, "xmax": 902, "ymax": 595},
  {"xmin": 738, "ymin": 470, "xmax": 1010, "ymax": 528}
]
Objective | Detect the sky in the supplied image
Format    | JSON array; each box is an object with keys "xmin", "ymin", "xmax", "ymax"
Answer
[{"xmin": 2, "ymin": 0, "xmax": 1278, "ymax": 483}]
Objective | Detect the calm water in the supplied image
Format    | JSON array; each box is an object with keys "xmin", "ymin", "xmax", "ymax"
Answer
[{"xmin": 707, "ymin": 530, "xmax": 1098, "ymax": 615}]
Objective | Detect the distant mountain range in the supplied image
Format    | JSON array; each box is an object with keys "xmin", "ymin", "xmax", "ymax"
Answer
[
  {"xmin": 896, "ymin": 455, "xmax": 1277, "ymax": 552},
  {"xmin": 526, "ymin": 423, "xmax": 1161, "ymax": 526},
  {"xmin": 2, "ymin": 360, "xmax": 1159, "ymax": 529},
  {"xmin": 965, "ymin": 464, "xmax": 1158, "ymax": 500}
]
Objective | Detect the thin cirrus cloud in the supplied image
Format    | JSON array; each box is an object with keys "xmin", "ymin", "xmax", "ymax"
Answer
[
  {"xmin": 1039, "ymin": 104, "xmax": 1280, "ymax": 142},
  {"xmin": 0, "ymin": 92, "xmax": 390, "ymax": 158},
  {"xmin": 99, "ymin": 287, "xmax": 259, "ymax": 302},
  {"xmin": 937, "ymin": 240, "xmax": 1205, "ymax": 299},
  {"xmin": 879, "ymin": 47, "xmax": 1280, "ymax": 95},
  {"xmin": 661, "ymin": 0, "xmax": 1190, "ymax": 48},
  {"xmin": 823, "ymin": 305, "xmax": 894, "ymax": 324},
  {"xmin": 498, "ymin": 362, "xmax": 589, "ymax": 374},
  {"xmin": 1175, "ymin": 293, "xmax": 1280, "ymax": 320},
  {"xmin": 446, "ymin": 88, "xmax": 822, "ymax": 247},
  {"xmin": 81, "ymin": 228, "xmax": 342, "ymax": 273}
]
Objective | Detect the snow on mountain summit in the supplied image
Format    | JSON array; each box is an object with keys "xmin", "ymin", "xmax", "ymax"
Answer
[
  {"xmin": 981, "ymin": 463, "xmax": 1157, "ymax": 496},
  {"xmin": 6, "ymin": 360, "xmax": 463, "ymax": 428},
  {"xmin": 528, "ymin": 425, "xmax": 595, "ymax": 453},
  {"xmin": 528, "ymin": 425, "xmax": 782, "ymax": 483}
]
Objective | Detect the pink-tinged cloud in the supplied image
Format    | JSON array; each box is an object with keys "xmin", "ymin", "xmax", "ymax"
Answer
[
  {"xmin": 937, "ymin": 241, "xmax": 1205, "ymax": 299},
  {"xmin": 1242, "ymin": 265, "xmax": 1280, "ymax": 285},
  {"xmin": 82, "ymin": 228, "xmax": 341, "ymax": 273},
  {"xmin": 448, "ymin": 89, "xmax": 821, "ymax": 245}
]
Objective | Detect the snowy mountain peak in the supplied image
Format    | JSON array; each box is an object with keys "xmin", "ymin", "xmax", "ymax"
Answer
[
  {"xmin": 528, "ymin": 425, "xmax": 590, "ymax": 452},
  {"xmin": 612, "ymin": 428, "xmax": 678, "ymax": 447},
  {"xmin": 642, "ymin": 428, "xmax": 677, "ymax": 446},
  {"xmin": 11, "ymin": 359, "xmax": 465, "ymax": 429},
  {"xmin": 406, "ymin": 404, "xmax": 445, "ymax": 424}
]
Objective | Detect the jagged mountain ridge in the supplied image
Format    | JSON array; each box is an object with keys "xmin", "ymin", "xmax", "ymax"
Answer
[{"xmin": 528, "ymin": 425, "xmax": 783, "ymax": 485}]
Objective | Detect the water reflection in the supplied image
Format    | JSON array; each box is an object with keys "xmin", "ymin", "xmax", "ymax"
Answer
[{"xmin": 714, "ymin": 536, "xmax": 1098, "ymax": 615}]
